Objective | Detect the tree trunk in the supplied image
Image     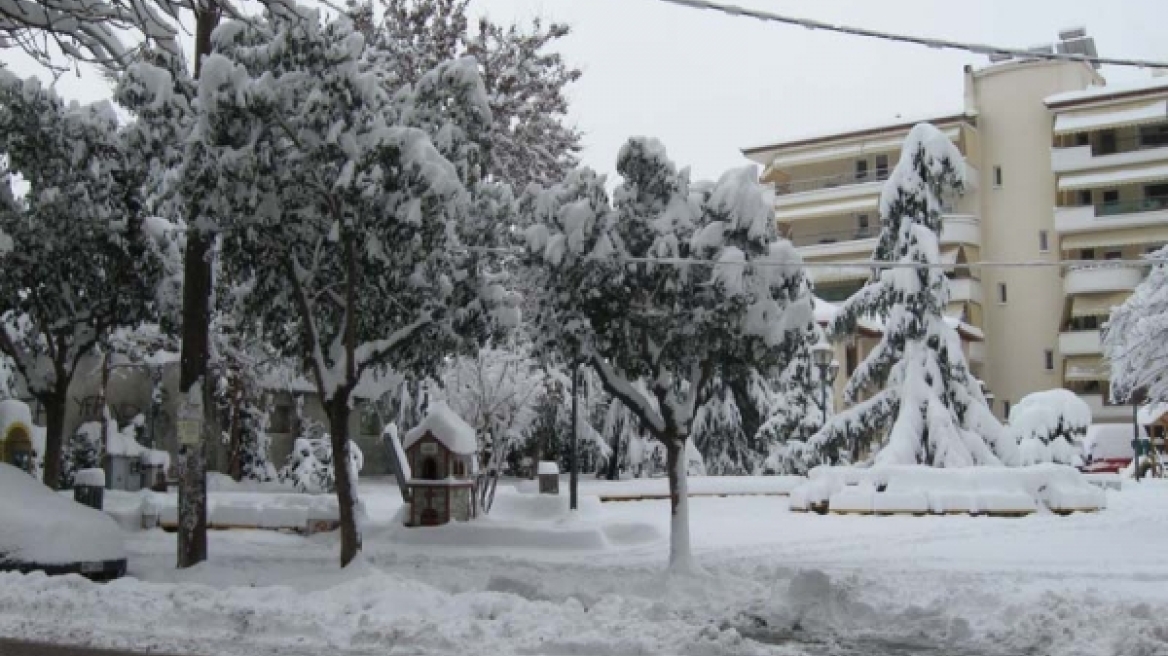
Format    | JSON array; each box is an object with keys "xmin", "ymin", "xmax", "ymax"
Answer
[
  {"xmin": 176, "ymin": 0, "xmax": 221, "ymax": 570},
  {"xmin": 606, "ymin": 421, "xmax": 621, "ymax": 481},
  {"xmin": 664, "ymin": 435, "xmax": 695, "ymax": 573},
  {"xmin": 40, "ymin": 391, "xmax": 68, "ymax": 489},
  {"xmin": 327, "ymin": 394, "xmax": 362, "ymax": 568}
]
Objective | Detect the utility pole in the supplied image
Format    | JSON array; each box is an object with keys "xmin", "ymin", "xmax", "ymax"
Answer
[
  {"xmin": 176, "ymin": 0, "xmax": 220, "ymax": 569},
  {"xmin": 570, "ymin": 362, "xmax": 579, "ymax": 511}
]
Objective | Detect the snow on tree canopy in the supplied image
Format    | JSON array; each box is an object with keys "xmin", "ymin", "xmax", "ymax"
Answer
[
  {"xmin": 1009, "ymin": 389, "xmax": 1091, "ymax": 466},
  {"xmin": 403, "ymin": 402, "xmax": 478, "ymax": 456},
  {"xmin": 813, "ymin": 123, "xmax": 1015, "ymax": 468},
  {"xmin": 520, "ymin": 136, "xmax": 815, "ymax": 570},
  {"xmin": 1104, "ymin": 246, "xmax": 1168, "ymax": 404}
]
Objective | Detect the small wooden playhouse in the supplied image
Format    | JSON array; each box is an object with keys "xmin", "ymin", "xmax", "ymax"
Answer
[{"xmin": 402, "ymin": 403, "xmax": 478, "ymax": 526}]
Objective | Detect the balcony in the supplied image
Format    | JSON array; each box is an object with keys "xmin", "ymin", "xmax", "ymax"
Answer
[
  {"xmin": 1054, "ymin": 197, "xmax": 1168, "ymax": 233},
  {"xmin": 1063, "ymin": 265, "xmax": 1144, "ymax": 295},
  {"xmin": 1059, "ymin": 330, "xmax": 1103, "ymax": 356},
  {"xmin": 1078, "ymin": 394, "xmax": 1132, "ymax": 423},
  {"xmin": 1051, "ymin": 133, "xmax": 1168, "ymax": 174},
  {"xmin": 949, "ymin": 278, "xmax": 983, "ymax": 304},
  {"xmin": 775, "ymin": 169, "xmax": 890, "ymax": 196},
  {"xmin": 940, "ymin": 214, "xmax": 981, "ymax": 246}
]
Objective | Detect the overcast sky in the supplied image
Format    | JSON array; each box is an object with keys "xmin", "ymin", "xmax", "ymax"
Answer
[{"xmin": 10, "ymin": 0, "xmax": 1168, "ymax": 184}]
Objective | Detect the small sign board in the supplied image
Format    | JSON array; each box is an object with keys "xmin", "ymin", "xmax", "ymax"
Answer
[
  {"xmin": 421, "ymin": 442, "xmax": 438, "ymax": 455},
  {"xmin": 177, "ymin": 401, "xmax": 203, "ymax": 446}
]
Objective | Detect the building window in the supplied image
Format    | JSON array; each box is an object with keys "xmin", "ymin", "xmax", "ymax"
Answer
[
  {"xmin": 1044, "ymin": 349, "xmax": 1054, "ymax": 371},
  {"xmin": 1102, "ymin": 189, "xmax": 1119, "ymax": 208},
  {"xmin": 855, "ymin": 159, "xmax": 869, "ymax": 181},
  {"xmin": 875, "ymin": 154, "xmax": 890, "ymax": 180},
  {"xmin": 1104, "ymin": 250, "xmax": 1122, "ymax": 260},
  {"xmin": 856, "ymin": 214, "xmax": 870, "ymax": 238},
  {"xmin": 993, "ymin": 166, "xmax": 1002, "ymax": 187},
  {"xmin": 997, "ymin": 282, "xmax": 1007, "ymax": 304},
  {"xmin": 1078, "ymin": 190, "xmax": 1092, "ymax": 206},
  {"xmin": 1099, "ymin": 129, "xmax": 1117, "ymax": 155},
  {"xmin": 1075, "ymin": 132, "xmax": 1090, "ymax": 147},
  {"xmin": 845, "ymin": 343, "xmax": 858, "ymax": 376},
  {"xmin": 1140, "ymin": 124, "xmax": 1168, "ymax": 148},
  {"xmin": 1003, "ymin": 400, "xmax": 1011, "ymax": 418},
  {"xmin": 1038, "ymin": 230, "xmax": 1049, "ymax": 253},
  {"xmin": 1081, "ymin": 248, "xmax": 1096, "ymax": 260},
  {"xmin": 269, "ymin": 404, "xmax": 294, "ymax": 434}
]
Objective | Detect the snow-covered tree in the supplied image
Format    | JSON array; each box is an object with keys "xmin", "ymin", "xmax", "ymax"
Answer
[
  {"xmin": 350, "ymin": 0, "xmax": 582, "ymax": 188},
  {"xmin": 201, "ymin": 7, "xmax": 517, "ymax": 566},
  {"xmin": 522, "ymin": 140, "xmax": 813, "ymax": 570},
  {"xmin": 438, "ymin": 346, "xmax": 544, "ymax": 471},
  {"xmin": 811, "ymin": 123, "xmax": 1015, "ymax": 468},
  {"xmin": 0, "ymin": 71, "xmax": 164, "ymax": 489},
  {"xmin": 1009, "ymin": 389, "xmax": 1091, "ymax": 466},
  {"xmin": 1103, "ymin": 246, "xmax": 1168, "ymax": 404}
]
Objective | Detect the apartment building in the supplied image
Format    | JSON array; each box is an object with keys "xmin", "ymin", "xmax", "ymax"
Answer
[{"xmin": 744, "ymin": 30, "xmax": 1168, "ymax": 423}]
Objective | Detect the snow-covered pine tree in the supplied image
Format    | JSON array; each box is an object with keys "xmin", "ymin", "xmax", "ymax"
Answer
[
  {"xmin": 757, "ymin": 323, "xmax": 837, "ymax": 473},
  {"xmin": 811, "ymin": 123, "xmax": 1015, "ymax": 467},
  {"xmin": 201, "ymin": 7, "xmax": 517, "ymax": 566},
  {"xmin": 522, "ymin": 140, "xmax": 813, "ymax": 570},
  {"xmin": 1009, "ymin": 389, "xmax": 1091, "ymax": 466},
  {"xmin": 349, "ymin": 0, "xmax": 582, "ymax": 189},
  {"xmin": 1103, "ymin": 246, "xmax": 1168, "ymax": 404},
  {"xmin": 691, "ymin": 369, "xmax": 785, "ymax": 475},
  {"xmin": 0, "ymin": 71, "xmax": 164, "ymax": 489}
]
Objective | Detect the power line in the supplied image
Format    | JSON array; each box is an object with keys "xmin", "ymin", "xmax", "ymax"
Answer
[{"xmin": 651, "ymin": 0, "xmax": 1168, "ymax": 69}]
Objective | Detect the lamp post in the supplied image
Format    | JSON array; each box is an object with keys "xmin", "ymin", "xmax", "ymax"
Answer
[{"xmin": 811, "ymin": 341, "xmax": 840, "ymax": 425}]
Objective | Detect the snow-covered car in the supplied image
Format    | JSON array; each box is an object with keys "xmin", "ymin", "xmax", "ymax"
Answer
[
  {"xmin": 1080, "ymin": 424, "xmax": 1138, "ymax": 474},
  {"xmin": 0, "ymin": 463, "xmax": 127, "ymax": 580}
]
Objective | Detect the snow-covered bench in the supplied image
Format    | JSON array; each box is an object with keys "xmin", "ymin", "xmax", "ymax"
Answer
[
  {"xmin": 788, "ymin": 464, "xmax": 1105, "ymax": 516},
  {"xmin": 148, "ymin": 491, "xmax": 361, "ymax": 534}
]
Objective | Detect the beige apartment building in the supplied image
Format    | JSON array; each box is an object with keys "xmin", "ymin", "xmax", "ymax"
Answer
[{"xmin": 744, "ymin": 30, "xmax": 1168, "ymax": 424}]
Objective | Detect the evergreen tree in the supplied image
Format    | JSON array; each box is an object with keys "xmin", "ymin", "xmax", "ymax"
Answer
[{"xmin": 811, "ymin": 123, "xmax": 1015, "ymax": 467}]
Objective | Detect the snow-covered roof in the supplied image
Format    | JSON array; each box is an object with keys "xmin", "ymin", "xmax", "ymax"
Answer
[
  {"xmin": 538, "ymin": 461, "xmax": 560, "ymax": 475},
  {"xmin": 943, "ymin": 316, "xmax": 985, "ymax": 341},
  {"xmin": 1053, "ymin": 99, "xmax": 1167, "ymax": 135},
  {"xmin": 1138, "ymin": 402, "xmax": 1168, "ymax": 426},
  {"xmin": 1046, "ymin": 75, "xmax": 1168, "ymax": 107},
  {"xmin": 0, "ymin": 399, "xmax": 32, "ymax": 433},
  {"xmin": 1084, "ymin": 424, "xmax": 1139, "ymax": 460},
  {"xmin": 403, "ymin": 402, "xmax": 477, "ymax": 455},
  {"xmin": 743, "ymin": 110, "xmax": 969, "ymax": 155},
  {"xmin": 813, "ymin": 297, "xmax": 839, "ymax": 324}
]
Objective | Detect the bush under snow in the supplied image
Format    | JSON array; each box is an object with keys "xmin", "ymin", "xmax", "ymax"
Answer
[{"xmin": 1009, "ymin": 389, "xmax": 1091, "ymax": 466}]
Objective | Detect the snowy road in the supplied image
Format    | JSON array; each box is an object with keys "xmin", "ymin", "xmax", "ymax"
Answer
[
  {"xmin": 0, "ymin": 639, "xmax": 184, "ymax": 656},
  {"xmin": 3, "ymin": 479, "xmax": 1168, "ymax": 656}
]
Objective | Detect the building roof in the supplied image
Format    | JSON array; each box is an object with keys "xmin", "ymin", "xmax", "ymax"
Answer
[
  {"xmin": 403, "ymin": 402, "xmax": 477, "ymax": 455},
  {"xmin": 742, "ymin": 111, "xmax": 971, "ymax": 156},
  {"xmin": 1045, "ymin": 75, "xmax": 1168, "ymax": 108}
]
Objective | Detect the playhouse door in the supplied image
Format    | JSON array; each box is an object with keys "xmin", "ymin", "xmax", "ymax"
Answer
[{"xmin": 420, "ymin": 509, "xmax": 441, "ymax": 526}]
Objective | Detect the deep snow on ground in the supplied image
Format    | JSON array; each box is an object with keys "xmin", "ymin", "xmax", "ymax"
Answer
[{"xmin": 3, "ymin": 477, "xmax": 1168, "ymax": 656}]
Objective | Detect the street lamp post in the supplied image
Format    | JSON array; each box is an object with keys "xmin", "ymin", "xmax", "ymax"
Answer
[{"xmin": 811, "ymin": 341, "xmax": 840, "ymax": 425}]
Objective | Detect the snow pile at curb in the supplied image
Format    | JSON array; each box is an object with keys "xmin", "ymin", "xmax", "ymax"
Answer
[
  {"xmin": 0, "ymin": 463, "xmax": 125, "ymax": 565},
  {"xmin": 789, "ymin": 464, "xmax": 1106, "ymax": 515},
  {"xmin": 542, "ymin": 475, "xmax": 806, "ymax": 500},
  {"xmin": 380, "ymin": 489, "xmax": 663, "ymax": 552}
]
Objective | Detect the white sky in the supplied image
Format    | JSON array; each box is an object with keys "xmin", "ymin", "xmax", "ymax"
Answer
[{"xmin": 9, "ymin": 0, "xmax": 1168, "ymax": 185}]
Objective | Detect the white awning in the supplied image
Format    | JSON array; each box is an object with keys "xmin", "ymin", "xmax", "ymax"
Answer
[
  {"xmin": 1064, "ymin": 355, "xmax": 1110, "ymax": 382},
  {"xmin": 775, "ymin": 196, "xmax": 878, "ymax": 221},
  {"xmin": 1053, "ymin": 99, "xmax": 1168, "ymax": 135},
  {"xmin": 1071, "ymin": 292, "xmax": 1131, "ymax": 318},
  {"xmin": 1058, "ymin": 161, "xmax": 1168, "ymax": 191},
  {"xmin": 1060, "ymin": 225, "xmax": 1168, "ymax": 250}
]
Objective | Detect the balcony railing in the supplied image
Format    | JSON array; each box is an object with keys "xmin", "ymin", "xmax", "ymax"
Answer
[
  {"xmin": 785, "ymin": 227, "xmax": 877, "ymax": 247},
  {"xmin": 1065, "ymin": 132, "xmax": 1168, "ymax": 158},
  {"xmin": 776, "ymin": 170, "xmax": 890, "ymax": 195},
  {"xmin": 1096, "ymin": 197, "xmax": 1168, "ymax": 217}
]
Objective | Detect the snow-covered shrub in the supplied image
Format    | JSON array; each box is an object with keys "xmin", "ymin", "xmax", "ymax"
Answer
[
  {"xmin": 281, "ymin": 436, "xmax": 365, "ymax": 494},
  {"xmin": 59, "ymin": 422, "xmax": 105, "ymax": 489},
  {"xmin": 1104, "ymin": 246, "xmax": 1168, "ymax": 404},
  {"xmin": 1009, "ymin": 389, "xmax": 1091, "ymax": 466}
]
